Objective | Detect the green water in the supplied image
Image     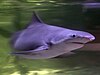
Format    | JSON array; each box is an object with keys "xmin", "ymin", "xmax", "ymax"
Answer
[{"xmin": 0, "ymin": 0, "xmax": 100, "ymax": 75}]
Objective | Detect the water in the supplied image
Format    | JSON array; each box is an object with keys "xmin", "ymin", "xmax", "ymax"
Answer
[{"xmin": 0, "ymin": 0, "xmax": 100, "ymax": 75}]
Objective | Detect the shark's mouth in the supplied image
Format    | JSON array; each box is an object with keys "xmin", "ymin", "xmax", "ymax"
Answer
[
  {"xmin": 66, "ymin": 37, "xmax": 91, "ymax": 45},
  {"xmin": 72, "ymin": 42, "xmax": 85, "ymax": 44}
]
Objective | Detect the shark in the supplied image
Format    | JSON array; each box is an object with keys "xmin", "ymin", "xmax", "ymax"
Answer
[{"xmin": 10, "ymin": 11, "xmax": 95, "ymax": 59}]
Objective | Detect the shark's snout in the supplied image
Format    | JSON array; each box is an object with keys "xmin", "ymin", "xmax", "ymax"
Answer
[
  {"xmin": 84, "ymin": 35, "xmax": 95, "ymax": 41},
  {"xmin": 76, "ymin": 31, "xmax": 95, "ymax": 42},
  {"xmin": 82, "ymin": 32, "xmax": 95, "ymax": 42}
]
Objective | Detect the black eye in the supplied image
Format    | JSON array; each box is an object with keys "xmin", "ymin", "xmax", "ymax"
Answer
[{"xmin": 72, "ymin": 35, "xmax": 76, "ymax": 37}]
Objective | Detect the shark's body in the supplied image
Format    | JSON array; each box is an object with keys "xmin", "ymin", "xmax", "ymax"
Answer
[{"xmin": 10, "ymin": 12, "xmax": 95, "ymax": 59}]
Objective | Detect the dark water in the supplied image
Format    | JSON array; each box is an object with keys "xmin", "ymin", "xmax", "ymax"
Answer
[{"xmin": 0, "ymin": 0, "xmax": 100, "ymax": 75}]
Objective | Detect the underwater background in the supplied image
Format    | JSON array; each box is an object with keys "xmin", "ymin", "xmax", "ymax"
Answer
[{"xmin": 0, "ymin": 0, "xmax": 100, "ymax": 75}]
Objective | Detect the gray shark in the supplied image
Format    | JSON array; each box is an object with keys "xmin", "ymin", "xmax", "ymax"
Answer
[{"xmin": 10, "ymin": 12, "xmax": 95, "ymax": 59}]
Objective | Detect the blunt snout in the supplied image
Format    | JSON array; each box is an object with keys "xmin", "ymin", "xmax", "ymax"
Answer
[{"xmin": 83, "ymin": 33, "xmax": 95, "ymax": 41}]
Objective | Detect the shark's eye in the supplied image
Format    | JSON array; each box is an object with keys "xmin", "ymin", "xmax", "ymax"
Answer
[
  {"xmin": 71, "ymin": 35, "xmax": 77, "ymax": 38},
  {"xmin": 72, "ymin": 35, "xmax": 76, "ymax": 37}
]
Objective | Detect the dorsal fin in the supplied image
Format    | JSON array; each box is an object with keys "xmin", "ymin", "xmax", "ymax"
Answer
[{"xmin": 30, "ymin": 11, "xmax": 43, "ymax": 24}]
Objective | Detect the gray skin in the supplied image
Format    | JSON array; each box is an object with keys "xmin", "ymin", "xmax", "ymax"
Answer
[{"xmin": 10, "ymin": 12, "xmax": 95, "ymax": 59}]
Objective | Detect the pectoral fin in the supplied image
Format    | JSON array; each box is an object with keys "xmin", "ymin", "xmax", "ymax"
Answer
[{"xmin": 11, "ymin": 45, "xmax": 49, "ymax": 55}]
